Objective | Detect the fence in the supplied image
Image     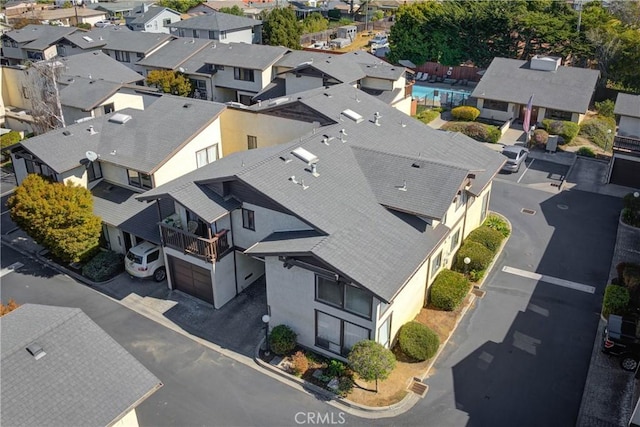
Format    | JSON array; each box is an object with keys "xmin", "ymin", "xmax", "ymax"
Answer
[
  {"xmin": 299, "ymin": 20, "xmax": 390, "ymax": 46},
  {"xmin": 415, "ymin": 62, "xmax": 484, "ymax": 83}
]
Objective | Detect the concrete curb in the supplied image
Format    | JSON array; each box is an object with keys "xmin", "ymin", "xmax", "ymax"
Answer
[{"xmin": 251, "ymin": 212, "xmax": 512, "ymax": 417}]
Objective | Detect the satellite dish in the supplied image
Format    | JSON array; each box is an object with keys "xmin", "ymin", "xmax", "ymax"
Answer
[{"xmin": 85, "ymin": 151, "xmax": 98, "ymax": 162}]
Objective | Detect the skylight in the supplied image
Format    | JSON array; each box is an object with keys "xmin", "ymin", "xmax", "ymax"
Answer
[
  {"xmin": 291, "ymin": 147, "xmax": 319, "ymax": 165},
  {"xmin": 82, "ymin": 36, "xmax": 93, "ymax": 43},
  {"xmin": 341, "ymin": 109, "xmax": 363, "ymax": 123},
  {"xmin": 108, "ymin": 113, "xmax": 132, "ymax": 124}
]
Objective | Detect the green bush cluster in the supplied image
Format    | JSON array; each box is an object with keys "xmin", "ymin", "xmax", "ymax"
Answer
[
  {"xmin": 466, "ymin": 226, "xmax": 504, "ymax": 253},
  {"xmin": 602, "ymin": 284, "xmax": 630, "ymax": 319},
  {"xmin": 1, "ymin": 131, "xmax": 22, "ymax": 150},
  {"xmin": 579, "ymin": 117, "xmax": 615, "ymax": 150},
  {"xmin": 483, "ymin": 214, "xmax": 510, "ymax": 238},
  {"xmin": 415, "ymin": 109, "xmax": 440, "ymax": 124},
  {"xmin": 430, "ymin": 270, "xmax": 471, "ymax": 311},
  {"xmin": 532, "ymin": 129, "xmax": 549, "ymax": 147},
  {"xmin": 616, "ymin": 262, "xmax": 640, "ymax": 307},
  {"xmin": 577, "ymin": 147, "xmax": 596, "ymax": 157},
  {"xmin": 269, "ymin": 325, "xmax": 297, "ymax": 355},
  {"xmin": 442, "ymin": 122, "xmax": 501, "ymax": 143},
  {"xmin": 542, "ymin": 119, "xmax": 580, "ymax": 144},
  {"xmin": 622, "ymin": 193, "xmax": 640, "ymax": 227},
  {"xmin": 454, "ymin": 241, "xmax": 493, "ymax": 271},
  {"xmin": 595, "ymin": 99, "xmax": 615, "ymax": 118},
  {"xmin": 398, "ymin": 321, "xmax": 440, "ymax": 361},
  {"xmin": 451, "ymin": 106, "xmax": 480, "ymax": 121},
  {"xmin": 81, "ymin": 250, "xmax": 124, "ymax": 282}
]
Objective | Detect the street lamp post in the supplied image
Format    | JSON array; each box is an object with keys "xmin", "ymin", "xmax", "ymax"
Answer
[
  {"xmin": 262, "ymin": 314, "xmax": 271, "ymax": 356},
  {"xmin": 463, "ymin": 257, "xmax": 471, "ymax": 276}
]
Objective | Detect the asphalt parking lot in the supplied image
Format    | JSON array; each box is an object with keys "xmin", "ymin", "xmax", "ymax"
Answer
[{"xmin": 496, "ymin": 158, "xmax": 570, "ymax": 188}]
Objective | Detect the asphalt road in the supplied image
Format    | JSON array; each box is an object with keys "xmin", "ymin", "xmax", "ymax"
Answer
[
  {"xmin": 369, "ymin": 181, "xmax": 621, "ymax": 427},
  {"xmin": 0, "ymin": 245, "xmax": 350, "ymax": 427}
]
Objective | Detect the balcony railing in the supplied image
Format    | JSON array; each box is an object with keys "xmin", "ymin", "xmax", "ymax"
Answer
[
  {"xmin": 159, "ymin": 223, "xmax": 229, "ymax": 262},
  {"xmin": 614, "ymin": 135, "xmax": 640, "ymax": 153}
]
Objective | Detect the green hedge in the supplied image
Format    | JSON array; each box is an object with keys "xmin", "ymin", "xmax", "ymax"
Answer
[
  {"xmin": 577, "ymin": 147, "xmax": 596, "ymax": 157},
  {"xmin": 442, "ymin": 122, "xmax": 501, "ymax": 143},
  {"xmin": 451, "ymin": 106, "xmax": 480, "ymax": 121},
  {"xmin": 466, "ymin": 226, "xmax": 504, "ymax": 254},
  {"xmin": 82, "ymin": 250, "xmax": 124, "ymax": 282},
  {"xmin": 269, "ymin": 324, "xmax": 297, "ymax": 355},
  {"xmin": 430, "ymin": 269, "xmax": 471, "ymax": 311},
  {"xmin": 455, "ymin": 241, "xmax": 493, "ymax": 271},
  {"xmin": 1, "ymin": 131, "xmax": 22, "ymax": 150},
  {"xmin": 398, "ymin": 321, "xmax": 440, "ymax": 361},
  {"xmin": 415, "ymin": 109, "xmax": 440, "ymax": 124},
  {"xmin": 542, "ymin": 119, "xmax": 580, "ymax": 144},
  {"xmin": 483, "ymin": 214, "xmax": 510, "ymax": 238},
  {"xmin": 602, "ymin": 284, "xmax": 629, "ymax": 319},
  {"xmin": 595, "ymin": 99, "xmax": 615, "ymax": 118}
]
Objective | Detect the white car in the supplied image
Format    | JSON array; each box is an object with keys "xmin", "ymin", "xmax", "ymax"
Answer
[
  {"xmin": 125, "ymin": 241, "xmax": 166, "ymax": 281},
  {"xmin": 94, "ymin": 20, "xmax": 114, "ymax": 28}
]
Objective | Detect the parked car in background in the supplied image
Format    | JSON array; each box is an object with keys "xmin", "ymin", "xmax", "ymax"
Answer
[
  {"xmin": 500, "ymin": 145, "xmax": 529, "ymax": 173},
  {"xmin": 369, "ymin": 35, "xmax": 388, "ymax": 46},
  {"xmin": 602, "ymin": 314, "xmax": 640, "ymax": 371},
  {"xmin": 125, "ymin": 241, "xmax": 166, "ymax": 282},
  {"xmin": 94, "ymin": 20, "xmax": 114, "ymax": 28}
]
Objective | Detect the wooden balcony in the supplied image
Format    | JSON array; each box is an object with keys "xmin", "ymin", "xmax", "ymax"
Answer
[
  {"xmin": 159, "ymin": 223, "xmax": 229, "ymax": 262},
  {"xmin": 614, "ymin": 135, "xmax": 640, "ymax": 153}
]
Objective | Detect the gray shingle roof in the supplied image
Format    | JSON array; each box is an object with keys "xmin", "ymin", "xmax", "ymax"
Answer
[
  {"xmin": 129, "ymin": 5, "xmax": 179, "ymax": 24},
  {"xmin": 1, "ymin": 304, "xmax": 161, "ymax": 427},
  {"xmin": 342, "ymin": 51, "xmax": 405, "ymax": 80},
  {"xmin": 137, "ymin": 36, "xmax": 213, "ymax": 70},
  {"xmin": 62, "ymin": 29, "xmax": 110, "ymax": 50},
  {"xmin": 246, "ymin": 230, "xmax": 327, "ymax": 255},
  {"xmin": 614, "ymin": 93, "xmax": 640, "ymax": 118},
  {"xmin": 471, "ymin": 57, "xmax": 600, "ymax": 114},
  {"xmin": 19, "ymin": 95, "xmax": 226, "ymax": 174},
  {"xmin": 141, "ymin": 85, "xmax": 504, "ymax": 301},
  {"xmin": 281, "ymin": 54, "xmax": 366, "ymax": 84},
  {"xmin": 59, "ymin": 51, "xmax": 144, "ymax": 84},
  {"xmin": 180, "ymin": 42, "xmax": 288, "ymax": 73},
  {"xmin": 167, "ymin": 182, "xmax": 240, "ymax": 223},
  {"xmin": 4, "ymin": 24, "xmax": 76, "ymax": 48},
  {"xmin": 92, "ymin": 181, "xmax": 163, "ymax": 243},
  {"xmin": 99, "ymin": 26, "xmax": 173, "ymax": 54},
  {"xmin": 169, "ymin": 11, "xmax": 261, "ymax": 32},
  {"xmin": 90, "ymin": 1, "xmax": 150, "ymax": 14},
  {"xmin": 60, "ymin": 77, "xmax": 121, "ymax": 111}
]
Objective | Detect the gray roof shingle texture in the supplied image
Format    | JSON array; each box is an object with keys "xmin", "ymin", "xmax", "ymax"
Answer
[
  {"xmin": 60, "ymin": 77, "xmax": 121, "ymax": 110},
  {"xmin": 1, "ymin": 304, "xmax": 161, "ymax": 427},
  {"xmin": 129, "ymin": 5, "xmax": 178, "ymax": 24},
  {"xmin": 471, "ymin": 57, "xmax": 600, "ymax": 113},
  {"xmin": 19, "ymin": 95, "xmax": 226, "ymax": 174},
  {"xmin": 141, "ymin": 84, "xmax": 504, "ymax": 301},
  {"xmin": 99, "ymin": 27, "xmax": 173, "ymax": 54},
  {"xmin": 614, "ymin": 93, "xmax": 640, "ymax": 118},
  {"xmin": 169, "ymin": 11, "xmax": 261, "ymax": 31},
  {"xmin": 59, "ymin": 51, "xmax": 145, "ymax": 84},
  {"xmin": 136, "ymin": 36, "xmax": 213, "ymax": 69},
  {"xmin": 5, "ymin": 24, "xmax": 76, "ymax": 49},
  {"xmin": 180, "ymin": 42, "xmax": 287, "ymax": 73}
]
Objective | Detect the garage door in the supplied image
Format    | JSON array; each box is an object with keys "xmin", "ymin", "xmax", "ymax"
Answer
[
  {"xmin": 610, "ymin": 158, "xmax": 640, "ymax": 189},
  {"xmin": 168, "ymin": 256, "xmax": 214, "ymax": 304}
]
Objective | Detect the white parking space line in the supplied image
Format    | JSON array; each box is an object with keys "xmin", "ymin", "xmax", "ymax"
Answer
[
  {"xmin": 517, "ymin": 158, "xmax": 535, "ymax": 184},
  {"xmin": 0, "ymin": 262, "xmax": 23, "ymax": 278},
  {"xmin": 502, "ymin": 265, "xmax": 595, "ymax": 294}
]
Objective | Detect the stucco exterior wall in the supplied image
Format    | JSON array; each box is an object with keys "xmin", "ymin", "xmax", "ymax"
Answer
[
  {"xmin": 61, "ymin": 166, "xmax": 86, "ymax": 187},
  {"xmin": 153, "ymin": 118, "xmax": 222, "ymax": 186},
  {"xmin": 104, "ymin": 224, "xmax": 127, "ymax": 254},
  {"xmin": 220, "ymin": 109, "xmax": 315, "ymax": 156},
  {"xmin": 619, "ymin": 116, "xmax": 640, "ymax": 137},
  {"xmin": 231, "ymin": 202, "xmax": 312, "ymax": 250},
  {"xmin": 391, "ymin": 95, "xmax": 412, "ymax": 116},
  {"xmin": 111, "ymin": 408, "xmax": 140, "ymax": 427},
  {"xmin": 463, "ymin": 183, "xmax": 492, "ymax": 240},
  {"xmin": 1, "ymin": 66, "xmax": 33, "ymax": 110},
  {"xmin": 211, "ymin": 66, "xmax": 266, "ymax": 98},
  {"xmin": 223, "ymin": 29, "xmax": 253, "ymax": 44},
  {"xmin": 234, "ymin": 251, "xmax": 264, "ymax": 293},
  {"xmin": 361, "ymin": 77, "xmax": 392, "ymax": 91},
  {"xmin": 284, "ymin": 73, "xmax": 322, "ymax": 95},
  {"xmin": 213, "ymin": 250, "xmax": 236, "ymax": 308},
  {"xmin": 101, "ymin": 162, "xmax": 132, "ymax": 188}
]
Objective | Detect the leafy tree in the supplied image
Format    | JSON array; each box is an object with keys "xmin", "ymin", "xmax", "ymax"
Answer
[
  {"xmin": 146, "ymin": 70, "xmax": 192, "ymax": 97},
  {"xmin": 371, "ymin": 10, "xmax": 384, "ymax": 21},
  {"xmin": 262, "ymin": 7, "xmax": 301, "ymax": 49},
  {"xmin": 156, "ymin": 0, "xmax": 204, "ymax": 13},
  {"xmin": 300, "ymin": 12, "xmax": 328, "ymax": 34},
  {"xmin": 218, "ymin": 5, "xmax": 245, "ymax": 16},
  {"xmin": 348, "ymin": 340, "xmax": 396, "ymax": 392},
  {"xmin": 8, "ymin": 174, "xmax": 102, "ymax": 263},
  {"xmin": 0, "ymin": 299, "xmax": 20, "ymax": 317}
]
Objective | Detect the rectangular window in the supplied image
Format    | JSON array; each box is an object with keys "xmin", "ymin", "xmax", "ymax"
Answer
[
  {"xmin": 220, "ymin": 30, "xmax": 227, "ymax": 40},
  {"xmin": 247, "ymin": 135, "xmax": 257, "ymax": 150},
  {"xmin": 208, "ymin": 30, "xmax": 215, "ymax": 39},
  {"xmin": 483, "ymin": 99, "xmax": 509, "ymax": 112},
  {"xmin": 11, "ymin": 40, "xmax": 18, "ymax": 48},
  {"xmin": 242, "ymin": 208, "xmax": 255, "ymax": 230},
  {"xmin": 315, "ymin": 311, "xmax": 370, "ymax": 356},
  {"xmin": 163, "ymin": 18, "xmax": 171, "ymax": 26},
  {"xmin": 378, "ymin": 315, "xmax": 392, "ymax": 348},
  {"xmin": 316, "ymin": 276, "xmax": 373, "ymax": 319},
  {"xmin": 195, "ymin": 144, "xmax": 218, "ymax": 168},
  {"xmin": 2, "ymin": 39, "xmax": 9, "ymax": 47},
  {"xmin": 545, "ymin": 109, "xmax": 572, "ymax": 121},
  {"xmin": 234, "ymin": 67, "xmax": 254, "ymax": 82},
  {"xmin": 455, "ymin": 190, "xmax": 466, "ymax": 211},
  {"xmin": 481, "ymin": 194, "xmax": 489, "ymax": 221},
  {"xmin": 87, "ymin": 161, "xmax": 102, "ymax": 182},
  {"xmin": 115, "ymin": 51, "xmax": 130, "ymax": 62},
  {"xmin": 215, "ymin": 64, "xmax": 224, "ymax": 71},
  {"xmin": 103, "ymin": 103, "xmax": 115, "ymax": 114},
  {"xmin": 22, "ymin": 86, "xmax": 29, "ymax": 99},
  {"xmin": 450, "ymin": 228, "xmax": 461, "ymax": 252},
  {"xmin": 431, "ymin": 251, "xmax": 442, "ymax": 277},
  {"xmin": 137, "ymin": 52, "xmax": 144, "ymax": 59},
  {"xmin": 127, "ymin": 170, "xmax": 152, "ymax": 189},
  {"xmin": 192, "ymin": 29, "xmax": 198, "ymax": 38}
]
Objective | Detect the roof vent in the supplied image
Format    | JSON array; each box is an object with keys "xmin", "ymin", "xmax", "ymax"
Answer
[
  {"xmin": 88, "ymin": 125, "xmax": 98, "ymax": 135},
  {"xmin": 338, "ymin": 129, "xmax": 347, "ymax": 143},
  {"xmin": 183, "ymin": 103, "xmax": 192, "ymax": 108},
  {"xmin": 62, "ymin": 130, "xmax": 72, "ymax": 136},
  {"xmin": 373, "ymin": 112, "xmax": 382, "ymax": 126},
  {"xmin": 291, "ymin": 147, "xmax": 319, "ymax": 165},
  {"xmin": 108, "ymin": 113, "xmax": 132, "ymax": 124},
  {"xmin": 279, "ymin": 155, "xmax": 292, "ymax": 163},
  {"xmin": 397, "ymin": 180, "xmax": 407, "ymax": 191},
  {"xmin": 310, "ymin": 163, "xmax": 319, "ymax": 177},
  {"xmin": 341, "ymin": 109, "xmax": 363, "ymax": 123},
  {"xmin": 26, "ymin": 343, "xmax": 46, "ymax": 360},
  {"xmin": 411, "ymin": 162, "xmax": 423, "ymax": 168}
]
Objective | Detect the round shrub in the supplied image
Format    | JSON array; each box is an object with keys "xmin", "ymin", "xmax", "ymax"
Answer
[
  {"xmin": 577, "ymin": 147, "xmax": 596, "ymax": 157},
  {"xmin": 602, "ymin": 284, "xmax": 629, "ymax": 319},
  {"xmin": 483, "ymin": 214, "xmax": 510, "ymax": 238},
  {"xmin": 466, "ymin": 225, "xmax": 504, "ymax": 253},
  {"xmin": 542, "ymin": 119, "xmax": 579, "ymax": 144},
  {"xmin": 451, "ymin": 106, "xmax": 480, "ymax": 121},
  {"xmin": 532, "ymin": 129, "xmax": 549, "ymax": 147},
  {"xmin": 398, "ymin": 321, "xmax": 440, "ymax": 361},
  {"xmin": 430, "ymin": 269, "xmax": 471, "ymax": 311},
  {"xmin": 81, "ymin": 250, "xmax": 124, "ymax": 282},
  {"xmin": 455, "ymin": 241, "xmax": 493, "ymax": 271},
  {"xmin": 1, "ymin": 131, "xmax": 22, "ymax": 150},
  {"xmin": 269, "ymin": 324, "xmax": 297, "ymax": 355}
]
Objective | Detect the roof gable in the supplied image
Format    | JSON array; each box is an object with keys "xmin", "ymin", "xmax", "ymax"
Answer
[{"xmin": 169, "ymin": 11, "xmax": 261, "ymax": 32}]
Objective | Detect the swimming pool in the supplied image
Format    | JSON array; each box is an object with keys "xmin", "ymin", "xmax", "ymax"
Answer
[{"xmin": 412, "ymin": 85, "xmax": 472, "ymax": 107}]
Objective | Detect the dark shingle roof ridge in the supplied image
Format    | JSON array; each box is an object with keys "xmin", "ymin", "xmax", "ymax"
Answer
[
  {"xmin": 235, "ymin": 139, "xmax": 311, "ymax": 178},
  {"xmin": 350, "ymin": 144, "xmax": 474, "ymax": 172},
  {"xmin": 1, "ymin": 306, "xmax": 82, "ymax": 359}
]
